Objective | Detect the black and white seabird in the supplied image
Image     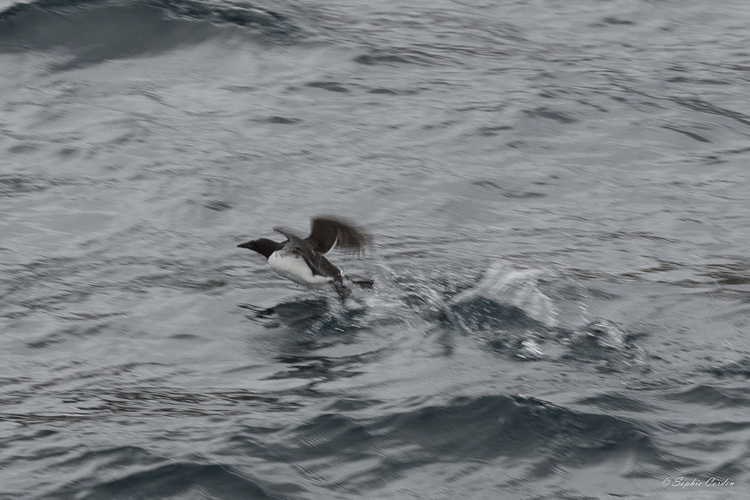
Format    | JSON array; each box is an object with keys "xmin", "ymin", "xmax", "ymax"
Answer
[{"xmin": 237, "ymin": 216, "xmax": 373, "ymax": 297}]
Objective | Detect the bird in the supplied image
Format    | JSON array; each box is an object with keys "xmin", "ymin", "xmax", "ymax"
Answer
[{"xmin": 237, "ymin": 216, "xmax": 373, "ymax": 297}]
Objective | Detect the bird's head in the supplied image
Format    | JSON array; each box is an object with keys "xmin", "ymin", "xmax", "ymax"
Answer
[{"xmin": 237, "ymin": 238, "xmax": 281, "ymax": 259}]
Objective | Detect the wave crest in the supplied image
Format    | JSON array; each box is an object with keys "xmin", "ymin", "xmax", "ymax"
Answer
[{"xmin": 0, "ymin": 0, "xmax": 303, "ymax": 69}]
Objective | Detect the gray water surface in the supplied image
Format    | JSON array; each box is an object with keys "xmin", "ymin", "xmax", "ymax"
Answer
[{"xmin": 1, "ymin": 0, "xmax": 750, "ymax": 498}]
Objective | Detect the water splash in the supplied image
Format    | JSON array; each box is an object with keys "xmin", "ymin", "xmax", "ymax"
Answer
[{"xmin": 449, "ymin": 261, "xmax": 560, "ymax": 328}]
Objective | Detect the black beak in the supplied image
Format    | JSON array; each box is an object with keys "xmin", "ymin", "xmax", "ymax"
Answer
[{"xmin": 237, "ymin": 241, "xmax": 253, "ymax": 249}]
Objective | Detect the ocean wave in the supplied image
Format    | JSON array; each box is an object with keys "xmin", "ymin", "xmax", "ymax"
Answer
[
  {"xmin": 0, "ymin": 0, "xmax": 303, "ymax": 69},
  {"xmin": 280, "ymin": 394, "xmax": 683, "ymax": 491},
  {"xmin": 56, "ymin": 459, "xmax": 285, "ymax": 499},
  {"xmin": 0, "ymin": 0, "xmax": 293, "ymax": 27}
]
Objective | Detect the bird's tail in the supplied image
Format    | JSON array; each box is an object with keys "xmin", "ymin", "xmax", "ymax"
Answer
[
  {"xmin": 332, "ymin": 276, "xmax": 373, "ymax": 296},
  {"xmin": 346, "ymin": 273, "xmax": 374, "ymax": 288},
  {"xmin": 349, "ymin": 278, "xmax": 374, "ymax": 289}
]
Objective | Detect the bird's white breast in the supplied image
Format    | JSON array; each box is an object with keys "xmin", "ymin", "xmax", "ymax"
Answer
[{"xmin": 268, "ymin": 252, "xmax": 331, "ymax": 287}]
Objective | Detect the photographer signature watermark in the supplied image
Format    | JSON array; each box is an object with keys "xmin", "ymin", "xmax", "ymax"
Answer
[{"xmin": 662, "ymin": 476, "xmax": 735, "ymax": 488}]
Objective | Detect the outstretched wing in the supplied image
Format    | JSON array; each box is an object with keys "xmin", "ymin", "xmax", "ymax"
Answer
[
  {"xmin": 306, "ymin": 216, "xmax": 371, "ymax": 255},
  {"xmin": 273, "ymin": 226, "xmax": 305, "ymax": 247}
]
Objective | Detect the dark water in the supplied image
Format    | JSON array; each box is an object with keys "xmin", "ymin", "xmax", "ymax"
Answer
[{"xmin": 1, "ymin": 0, "xmax": 750, "ymax": 498}]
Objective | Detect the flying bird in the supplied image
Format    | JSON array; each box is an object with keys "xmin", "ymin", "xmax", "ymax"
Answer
[{"xmin": 237, "ymin": 216, "xmax": 373, "ymax": 297}]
